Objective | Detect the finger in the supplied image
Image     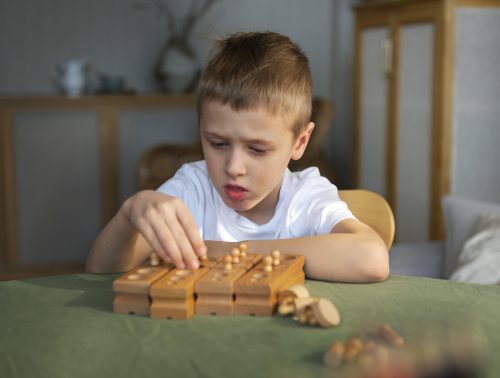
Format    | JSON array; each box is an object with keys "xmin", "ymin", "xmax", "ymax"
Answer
[
  {"xmin": 136, "ymin": 221, "xmax": 172, "ymax": 263},
  {"xmin": 166, "ymin": 215, "xmax": 200, "ymax": 270},
  {"xmin": 175, "ymin": 202, "xmax": 207, "ymax": 258},
  {"xmin": 151, "ymin": 220, "xmax": 185, "ymax": 270},
  {"xmin": 135, "ymin": 216, "xmax": 180, "ymax": 267},
  {"xmin": 158, "ymin": 208, "xmax": 199, "ymax": 269}
]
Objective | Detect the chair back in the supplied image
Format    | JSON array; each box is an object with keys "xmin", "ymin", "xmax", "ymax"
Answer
[
  {"xmin": 338, "ymin": 189, "xmax": 395, "ymax": 249},
  {"xmin": 138, "ymin": 144, "xmax": 203, "ymax": 191}
]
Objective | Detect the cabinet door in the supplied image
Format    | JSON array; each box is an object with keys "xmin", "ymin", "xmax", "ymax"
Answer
[
  {"xmin": 395, "ymin": 22, "xmax": 435, "ymax": 242},
  {"xmin": 358, "ymin": 26, "xmax": 390, "ymax": 197},
  {"xmin": 14, "ymin": 111, "xmax": 101, "ymax": 264},
  {"xmin": 355, "ymin": 9, "xmax": 438, "ymax": 243},
  {"xmin": 452, "ymin": 7, "xmax": 500, "ymax": 203}
]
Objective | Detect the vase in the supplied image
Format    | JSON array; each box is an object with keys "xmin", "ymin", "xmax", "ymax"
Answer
[{"xmin": 156, "ymin": 41, "xmax": 200, "ymax": 94}]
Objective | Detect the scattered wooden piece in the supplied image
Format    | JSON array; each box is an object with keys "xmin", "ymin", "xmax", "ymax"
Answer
[
  {"xmin": 310, "ymin": 298, "xmax": 341, "ymax": 328},
  {"xmin": 379, "ymin": 324, "xmax": 405, "ymax": 348},
  {"xmin": 324, "ymin": 341, "xmax": 346, "ymax": 368}
]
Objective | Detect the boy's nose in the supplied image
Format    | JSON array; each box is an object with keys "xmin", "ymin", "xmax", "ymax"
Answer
[{"xmin": 225, "ymin": 149, "xmax": 246, "ymax": 177}]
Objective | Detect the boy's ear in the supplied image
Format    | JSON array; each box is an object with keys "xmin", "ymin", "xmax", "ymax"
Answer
[{"xmin": 291, "ymin": 122, "xmax": 315, "ymax": 160}]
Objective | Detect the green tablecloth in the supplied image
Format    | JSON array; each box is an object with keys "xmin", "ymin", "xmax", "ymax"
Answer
[{"xmin": 0, "ymin": 274, "xmax": 499, "ymax": 378}]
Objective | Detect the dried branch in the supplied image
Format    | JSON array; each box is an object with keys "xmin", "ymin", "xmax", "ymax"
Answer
[{"xmin": 180, "ymin": 0, "xmax": 218, "ymax": 40}]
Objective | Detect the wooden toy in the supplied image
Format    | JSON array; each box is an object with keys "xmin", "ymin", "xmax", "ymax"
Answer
[
  {"xmin": 112, "ymin": 246, "xmax": 305, "ymax": 320},
  {"xmin": 233, "ymin": 254, "xmax": 305, "ymax": 316},
  {"xmin": 195, "ymin": 252, "xmax": 263, "ymax": 316},
  {"xmin": 149, "ymin": 255, "xmax": 220, "ymax": 320},
  {"xmin": 113, "ymin": 262, "xmax": 173, "ymax": 316}
]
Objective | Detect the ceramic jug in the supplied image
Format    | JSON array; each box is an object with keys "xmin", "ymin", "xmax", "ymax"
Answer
[{"xmin": 53, "ymin": 59, "xmax": 90, "ymax": 96}]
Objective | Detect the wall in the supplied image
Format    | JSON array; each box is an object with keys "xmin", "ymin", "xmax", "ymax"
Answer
[{"xmin": 0, "ymin": 0, "xmax": 359, "ymax": 187}]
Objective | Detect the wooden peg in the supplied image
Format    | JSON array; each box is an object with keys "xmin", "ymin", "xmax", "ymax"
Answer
[
  {"xmin": 149, "ymin": 252, "xmax": 160, "ymax": 266},
  {"xmin": 224, "ymin": 254, "xmax": 232, "ymax": 271},
  {"xmin": 263, "ymin": 256, "xmax": 273, "ymax": 273},
  {"xmin": 231, "ymin": 247, "xmax": 240, "ymax": 264},
  {"xmin": 239, "ymin": 243, "xmax": 247, "ymax": 258},
  {"xmin": 271, "ymin": 250, "xmax": 281, "ymax": 266}
]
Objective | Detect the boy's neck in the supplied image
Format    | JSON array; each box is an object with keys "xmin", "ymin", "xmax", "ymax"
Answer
[{"xmin": 236, "ymin": 177, "xmax": 284, "ymax": 225}]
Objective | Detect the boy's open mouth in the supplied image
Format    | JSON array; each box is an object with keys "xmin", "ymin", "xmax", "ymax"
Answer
[{"xmin": 224, "ymin": 184, "xmax": 248, "ymax": 201}]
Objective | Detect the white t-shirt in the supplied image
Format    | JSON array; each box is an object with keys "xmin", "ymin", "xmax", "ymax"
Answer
[{"xmin": 157, "ymin": 161, "xmax": 355, "ymax": 241}]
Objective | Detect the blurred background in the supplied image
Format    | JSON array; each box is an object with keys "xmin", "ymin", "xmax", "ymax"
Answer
[{"xmin": 1, "ymin": 0, "xmax": 499, "ymax": 282}]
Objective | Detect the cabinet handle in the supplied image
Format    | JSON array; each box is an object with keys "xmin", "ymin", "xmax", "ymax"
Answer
[{"xmin": 382, "ymin": 39, "xmax": 393, "ymax": 75}]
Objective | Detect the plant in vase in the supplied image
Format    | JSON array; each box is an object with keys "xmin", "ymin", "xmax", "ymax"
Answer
[{"xmin": 138, "ymin": 0, "xmax": 219, "ymax": 93}]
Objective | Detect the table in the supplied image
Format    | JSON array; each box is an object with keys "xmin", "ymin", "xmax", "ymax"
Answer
[{"xmin": 1, "ymin": 274, "xmax": 499, "ymax": 378}]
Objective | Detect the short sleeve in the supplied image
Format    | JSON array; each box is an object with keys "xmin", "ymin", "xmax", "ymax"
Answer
[{"xmin": 287, "ymin": 168, "xmax": 355, "ymax": 237}]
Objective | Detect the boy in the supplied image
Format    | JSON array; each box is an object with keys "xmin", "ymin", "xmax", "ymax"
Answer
[{"xmin": 86, "ymin": 31, "xmax": 389, "ymax": 283}]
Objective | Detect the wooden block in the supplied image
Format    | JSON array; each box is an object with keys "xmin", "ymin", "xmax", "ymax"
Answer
[
  {"xmin": 233, "ymin": 254, "xmax": 305, "ymax": 316},
  {"xmin": 195, "ymin": 254, "xmax": 261, "ymax": 316},
  {"xmin": 113, "ymin": 265, "xmax": 171, "ymax": 316},
  {"xmin": 199, "ymin": 255, "xmax": 221, "ymax": 269},
  {"xmin": 195, "ymin": 266, "xmax": 247, "ymax": 316},
  {"xmin": 150, "ymin": 266, "xmax": 212, "ymax": 320},
  {"xmin": 232, "ymin": 252, "xmax": 262, "ymax": 270}
]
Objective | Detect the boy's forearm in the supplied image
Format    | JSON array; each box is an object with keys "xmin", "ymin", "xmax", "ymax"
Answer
[
  {"xmin": 206, "ymin": 231, "xmax": 388, "ymax": 283},
  {"xmin": 85, "ymin": 210, "xmax": 143, "ymax": 274},
  {"xmin": 248, "ymin": 233, "xmax": 388, "ymax": 283}
]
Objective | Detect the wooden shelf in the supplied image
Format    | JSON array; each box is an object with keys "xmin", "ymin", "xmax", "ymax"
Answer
[
  {"xmin": 0, "ymin": 93, "xmax": 196, "ymax": 109},
  {"xmin": 0, "ymin": 94, "xmax": 197, "ymax": 277}
]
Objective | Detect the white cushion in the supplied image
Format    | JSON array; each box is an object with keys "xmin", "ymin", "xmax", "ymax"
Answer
[
  {"xmin": 449, "ymin": 213, "xmax": 500, "ymax": 285},
  {"xmin": 441, "ymin": 195, "xmax": 500, "ymax": 277}
]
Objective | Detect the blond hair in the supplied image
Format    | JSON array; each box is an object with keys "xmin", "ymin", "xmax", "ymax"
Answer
[{"xmin": 197, "ymin": 31, "xmax": 312, "ymax": 138}]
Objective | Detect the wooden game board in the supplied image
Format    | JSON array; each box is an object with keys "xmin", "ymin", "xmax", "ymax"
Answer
[{"xmin": 112, "ymin": 246, "xmax": 305, "ymax": 319}]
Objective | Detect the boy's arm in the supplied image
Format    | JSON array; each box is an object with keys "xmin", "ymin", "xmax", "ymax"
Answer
[
  {"xmin": 85, "ymin": 208, "xmax": 150, "ymax": 273},
  {"xmin": 86, "ymin": 190, "xmax": 207, "ymax": 273},
  {"xmin": 205, "ymin": 219, "xmax": 388, "ymax": 283}
]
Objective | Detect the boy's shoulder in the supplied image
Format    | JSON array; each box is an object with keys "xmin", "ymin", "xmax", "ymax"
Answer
[
  {"xmin": 179, "ymin": 160, "xmax": 208, "ymax": 175},
  {"xmin": 287, "ymin": 166, "xmax": 333, "ymax": 188},
  {"xmin": 284, "ymin": 167, "xmax": 340, "ymax": 202},
  {"xmin": 289, "ymin": 166, "xmax": 321, "ymax": 179},
  {"xmin": 158, "ymin": 160, "xmax": 210, "ymax": 193}
]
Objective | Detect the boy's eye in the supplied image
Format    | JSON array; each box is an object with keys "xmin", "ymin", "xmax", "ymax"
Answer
[
  {"xmin": 249, "ymin": 146, "xmax": 266, "ymax": 155},
  {"xmin": 210, "ymin": 141, "xmax": 228, "ymax": 149}
]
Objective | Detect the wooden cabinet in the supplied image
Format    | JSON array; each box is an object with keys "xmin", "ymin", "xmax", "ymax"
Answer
[
  {"xmin": 0, "ymin": 95, "xmax": 197, "ymax": 278},
  {"xmin": 353, "ymin": 0, "xmax": 500, "ymax": 242}
]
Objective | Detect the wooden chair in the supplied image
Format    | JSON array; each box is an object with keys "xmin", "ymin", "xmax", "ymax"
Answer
[
  {"xmin": 137, "ymin": 97, "xmax": 336, "ymax": 191},
  {"xmin": 338, "ymin": 189, "xmax": 395, "ymax": 249},
  {"xmin": 288, "ymin": 97, "xmax": 336, "ymax": 181}
]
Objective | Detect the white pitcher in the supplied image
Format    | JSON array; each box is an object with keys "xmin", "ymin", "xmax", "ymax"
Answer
[{"xmin": 53, "ymin": 59, "xmax": 90, "ymax": 97}]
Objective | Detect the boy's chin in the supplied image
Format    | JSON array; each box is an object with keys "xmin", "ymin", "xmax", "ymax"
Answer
[{"xmin": 225, "ymin": 199, "xmax": 251, "ymax": 212}]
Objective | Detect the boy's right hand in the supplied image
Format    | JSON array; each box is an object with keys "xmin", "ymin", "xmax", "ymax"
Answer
[{"xmin": 122, "ymin": 190, "xmax": 206, "ymax": 270}]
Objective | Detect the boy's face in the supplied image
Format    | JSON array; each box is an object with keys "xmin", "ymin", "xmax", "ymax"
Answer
[{"xmin": 200, "ymin": 101, "xmax": 313, "ymax": 224}]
